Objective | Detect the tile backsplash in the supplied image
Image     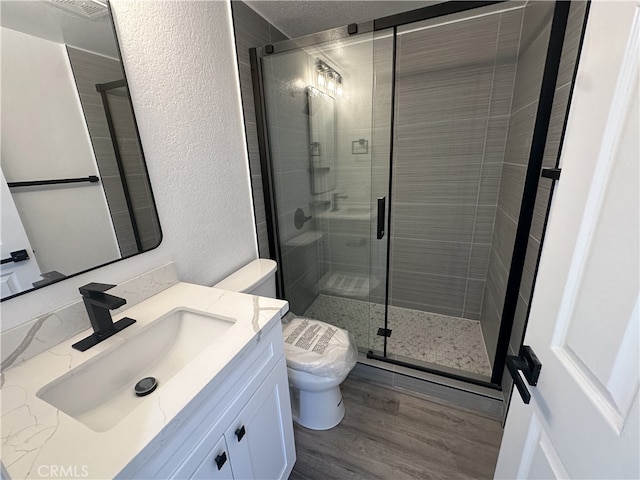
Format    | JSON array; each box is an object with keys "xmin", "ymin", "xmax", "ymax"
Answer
[{"xmin": 0, "ymin": 262, "xmax": 179, "ymax": 373}]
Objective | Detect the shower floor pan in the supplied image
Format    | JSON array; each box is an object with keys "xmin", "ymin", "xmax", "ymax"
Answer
[{"xmin": 304, "ymin": 294, "xmax": 491, "ymax": 377}]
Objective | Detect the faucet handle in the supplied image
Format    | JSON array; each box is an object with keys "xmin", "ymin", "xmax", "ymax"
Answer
[
  {"xmin": 79, "ymin": 283, "xmax": 126, "ymax": 310},
  {"xmin": 79, "ymin": 282, "xmax": 117, "ymax": 298}
]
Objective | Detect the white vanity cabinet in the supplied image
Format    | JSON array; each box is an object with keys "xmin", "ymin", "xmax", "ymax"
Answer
[
  {"xmin": 118, "ymin": 320, "xmax": 296, "ymax": 480},
  {"xmin": 187, "ymin": 364, "xmax": 291, "ymax": 479}
]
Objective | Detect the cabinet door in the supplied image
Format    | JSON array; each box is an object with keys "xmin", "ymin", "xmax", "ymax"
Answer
[
  {"xmin": 225, "ymin": 361, "xmax": 295, "ymax": 480},
  {"xmin": 190, "ymin": 436, "xmax": 233, "ymax": 480}
]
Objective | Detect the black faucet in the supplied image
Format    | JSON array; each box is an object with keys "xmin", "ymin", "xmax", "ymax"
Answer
[{"xmin": 72, "ymin": 283, "xmax": 136, "ymax": 351}]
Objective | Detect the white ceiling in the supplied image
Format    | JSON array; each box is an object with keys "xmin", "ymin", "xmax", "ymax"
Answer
[
  {"xmin": 0, "ymin": 0, "xmax": 118, "ymax": 58},
  {"xmin": 244, "ymin": 0, "xmax": 439, "ymax": 39}
]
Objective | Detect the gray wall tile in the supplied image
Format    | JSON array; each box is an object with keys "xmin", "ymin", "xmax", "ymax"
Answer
[
  {"xmin": 518, "ymin": 1, "xmax": 554, "ymax": 54},
  {"xmin": 390, "ymin": 238, "xmax": 472, "ymax": 279},
  {"xmin": 519, "ymin": 235, "xmax": 540, "ymax": 301},
  {"xmin": 396, "ymin": 13, "xmax": 500, "ymax": 76},
  {"xmin": 480, "ymin": 290, "xmax": 501, "ymax": 364},
  {"xmin": 287, "ymin": 263, "xmax": 320, "ymax": 316},
  {"xmin": 256, "ymin": 221, "xmax": 270, "ymax": 256},
  {"xmin": 497, "ymin": 163, "xmax": 526, "ymax": 221},
  {"xmin": 511, "ymin": 13, "xmax": 552, "ymax": 113},
  {"xmin": 509, "ymin": 293, "xmax": 529, "ymax": 355},
  {"xmin": 394, "ymin": 118, "xmax": 488, "ymax": 162},
  {"xmin": 464, "ymin": 279, "xmax": 486, "ymax": 319},
  {"xmin": 231, "ymin": 0, "xmax": 290, "ymax": 258},
  {"xmin": 531, "ymin": 178, "xmax": 551, "ymax": 242},
  {"xmin": 495, "ymin": 8, "xmax": 524, "ymax": 62},
  {"xmin": 232, "ymin": 1, "xmax": 271, "ymax": 66},
  {"xmin": 491, "ymin": 207, "xmax": 518, "ymax": 271},
  {"xmin": 392, "ymin": 203, "xmax": 477, "ymax": 244},
  {"xmin": 390, "ymin": 269, "xmax": 468, "ymax": 314},
  {"xmin": 393, "ymin": 162, "xmax": 483, "ymax": 205},
  {"xmin": 484, "ymin": 115, "xmax": 510, "ymax": 159},
  {"xmin": 489, "ymin": 62, "xmax": 518, "ymax": 117},
  {"xmin": 477, "ymin": 162, "xmax": 504, "ymax": 206},
  {"xmin": 395, "ymin": 66, "xmax": 494, "ymax": 123},
  {"xmin": 389, "ymin": 7, "xmax": 519, "ymax": 321},
  {"xmin": 283, "ymin": 241, "xmax": 318, "ymax": 287},
  {"xmin": 468, "ymin": 243, "xmax": 491, "ymax": 280},
  {"xmin": 486, "ymin": 247, "xmax": 509, "ymax": 314},
  {"xmin": 473, "ymin": 205, "xmax": 500, "ymax": 245},
  {"xmin": 503, "ymin": 102, "xmax": 538, "ymax": 166},
  {"xmin": 557, "ymin": 1, "xmax": 588, "ymax": 88},
  {"xmin": 542, "ymin": 83, "xmax": 570, "ymax": 166}
]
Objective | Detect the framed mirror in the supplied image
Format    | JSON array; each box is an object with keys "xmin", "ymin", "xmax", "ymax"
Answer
[
  {"xmin": 307, "ymin": 86, "xmax": 336, "ymax": 195},
  {"xmin": 1, "ymin": 0, "xmax": 161, "ymax": 301}
]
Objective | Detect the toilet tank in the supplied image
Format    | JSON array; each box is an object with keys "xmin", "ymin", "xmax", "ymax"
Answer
[{"xmin": 213, "ymin": 259, "xmax": 277, "ymax": 298}]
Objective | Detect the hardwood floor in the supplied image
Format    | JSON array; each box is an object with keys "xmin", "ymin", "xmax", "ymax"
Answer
[{"xmin": 289, "ymin": 378, "xmax": 503, "ymax": 480}]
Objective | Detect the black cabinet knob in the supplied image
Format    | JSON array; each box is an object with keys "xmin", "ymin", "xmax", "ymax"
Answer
[
  {"xmin": 215, "ymin": 451, "xmax": 227, "ymax": 470},
  {"xmin": 235, "ymin": 425, "xmax": 246, "ymax": 442}
]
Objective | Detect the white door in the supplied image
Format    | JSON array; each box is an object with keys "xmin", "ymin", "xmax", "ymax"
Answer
[
  {"xmin": 0, "ymin": 170, "xmax": 42, "ymax": 296},
  {"xmin": 495, "ymin": 2, "xmax": 640, "ymax": 478}
]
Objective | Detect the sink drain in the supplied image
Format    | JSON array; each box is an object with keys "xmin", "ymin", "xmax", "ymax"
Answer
[{"xmin": 134, "ymin": 377, "xmax": 158, "ymax": 397}]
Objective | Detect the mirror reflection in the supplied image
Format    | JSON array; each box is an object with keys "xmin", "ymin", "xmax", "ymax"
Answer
[
  {"xmin": 1, "ymin": 0, "xmax": 161, "ymax": 300},
  {"xmin": 307, "ymin": 85, "xmax": 336, "ymax": 194}
]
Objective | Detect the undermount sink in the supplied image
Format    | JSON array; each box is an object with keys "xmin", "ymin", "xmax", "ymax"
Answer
[{"xmin": 37, "ymin": 308, "xmax": 236, "ymax": 432}]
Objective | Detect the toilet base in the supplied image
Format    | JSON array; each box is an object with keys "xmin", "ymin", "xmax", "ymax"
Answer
[{"xmin": 289, "ymin": 385, "xmax": 345, "ymax": 430}]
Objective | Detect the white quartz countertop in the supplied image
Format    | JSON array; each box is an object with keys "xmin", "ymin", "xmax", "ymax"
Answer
[{"xmin": 1, "ymin": 283, "xmax": 288, "ymax": 479}]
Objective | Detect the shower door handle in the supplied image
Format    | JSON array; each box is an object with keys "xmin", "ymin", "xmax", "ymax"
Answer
[
  {"xmin": 506, "ymin": 345, "xmax": 542, "ymax": 404},
  {"xmin": 376, "ymin": 197, "xmax": 386, "ymax": 239}
]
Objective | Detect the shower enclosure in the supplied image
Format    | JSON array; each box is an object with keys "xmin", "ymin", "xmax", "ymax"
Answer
[{"xmin": 249, "ymin": 1, "xmax": 587, "ymax": 388}]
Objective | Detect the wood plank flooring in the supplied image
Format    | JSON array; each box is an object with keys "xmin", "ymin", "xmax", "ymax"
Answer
[{"xmin": 289, "ymin": 378, "xmax": 503, "ymax": 480}]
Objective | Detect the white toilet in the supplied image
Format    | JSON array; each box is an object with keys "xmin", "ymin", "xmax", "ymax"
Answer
[{"xmin": 214, "ymin": 259, "xmax": 354, "ymax": 430}]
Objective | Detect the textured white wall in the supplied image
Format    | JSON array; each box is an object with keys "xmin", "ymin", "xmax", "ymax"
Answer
[{"xmin": 1, "ymin": 0, "xmax": 258, "ymax": 331}]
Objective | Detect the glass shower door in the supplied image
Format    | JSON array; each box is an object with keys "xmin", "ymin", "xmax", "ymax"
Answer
[
  {"xmin": 383, "ymin": 4, "xmax": 527, "ymax": 381},
  {"xmin": 260, "ymin": 29, "xmax": 387, "ymax": 353}
]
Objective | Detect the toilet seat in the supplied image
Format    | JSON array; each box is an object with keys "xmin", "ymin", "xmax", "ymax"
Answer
[
  {"xmin": 282, "ymin": 316, "xmax": 357, "ymax": 379},
  {"xmin": 212, "ymin": 259, "xmax": 354, "ymax": 429}
]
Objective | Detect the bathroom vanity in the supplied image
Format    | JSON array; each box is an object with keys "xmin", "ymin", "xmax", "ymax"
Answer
[{"xmin": 1, "ymin": 283, "xmax": 296, "ymax": 479}]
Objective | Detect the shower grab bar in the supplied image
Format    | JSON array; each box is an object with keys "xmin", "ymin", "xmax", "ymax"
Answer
[
  {"xmin": 7, "ymin": 175, "xmax": 100, "ymax": 188},
  {"xmin": 376, "ymin": 197, "xmax": 386, "ymax": 239}
]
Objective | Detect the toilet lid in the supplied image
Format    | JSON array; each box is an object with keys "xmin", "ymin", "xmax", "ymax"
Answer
[{"xmin": 282, "ymin": 317, "xmax": 357, "ymax": 379}]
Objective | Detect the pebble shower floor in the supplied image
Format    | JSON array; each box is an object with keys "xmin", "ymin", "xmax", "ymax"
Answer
[{"xmin": 304, "ymin": 294, "xmax": 492, "ymax": 377}]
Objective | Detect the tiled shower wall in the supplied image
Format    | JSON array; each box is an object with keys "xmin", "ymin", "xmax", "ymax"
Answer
[
  {"xmin": 482, "ymin": 1, "xmax": 588, "ymax": 370},
  {"xmin": 499, "ymin": 1, "xmax": 588, "ymax": 400},
  {"xmin": 233, "ymin": 2, "xmax": 322, "ymax": 314},
  {"xmin": 230, "ymin": 1, "xmax": 287, "ymax": 258},
  {"xmin": 480, "ymin": 2, "xmax": 555, "ymax": 366},
  {"xmin": 262, "ymin": 50, "xmax": 322, "ymax": 314},
  {"xmin": 388, "ymin": 8, "xmax": 524, "ymax": 320}
]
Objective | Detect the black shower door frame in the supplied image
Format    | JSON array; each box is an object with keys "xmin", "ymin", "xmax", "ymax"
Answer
[{"xmin": 251, "ymin": 0, "xmax": 577, "ymax": 390}]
